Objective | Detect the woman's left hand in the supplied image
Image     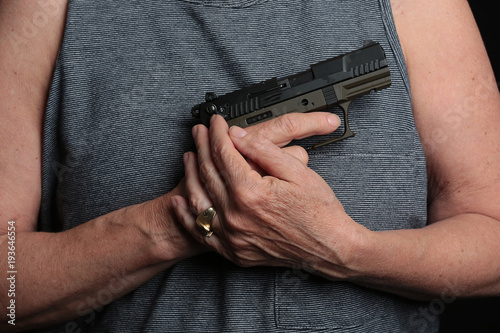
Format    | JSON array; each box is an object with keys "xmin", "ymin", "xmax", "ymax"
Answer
[{"xmin": 171, "ymin": 115, "xmax": 368, "ymax": 278}]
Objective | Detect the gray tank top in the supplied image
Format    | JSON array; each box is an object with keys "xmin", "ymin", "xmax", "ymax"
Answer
[{"xmin": 40, "ymin": 0, "xmax": 437, "ymax": 331}]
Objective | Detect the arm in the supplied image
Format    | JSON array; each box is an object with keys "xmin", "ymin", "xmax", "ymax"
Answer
[
  {"xmin": 0, "ymin": 1, "xmax": 204, "ymax": 331},
  {"xmin": 349, "ymin": 0, "xmax": 500, "ymax": 298},
  {"xmin": 172, "ymin": 0, "xmax": 500, "ymax": 300}
]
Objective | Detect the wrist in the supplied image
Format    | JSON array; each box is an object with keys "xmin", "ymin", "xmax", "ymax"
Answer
[
  {"xmin": 342, "ymin": 225, "xmax": 379, "ymax": 280},
  {"xmin": 132, "ymin": 189, "xmax": 207, "ymax": 265},
  {"xmin": 315, "ymin": 214, "xmax": 376, "ymax": 281},
  {"xmin": 338, "ymin": 226, "xmax": 424, "ymax": 288}
]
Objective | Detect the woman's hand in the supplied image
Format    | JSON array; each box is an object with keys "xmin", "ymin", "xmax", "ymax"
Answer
[{"xmin": 172, "ymin": 115, "xmax": 369, "ymax": 279}]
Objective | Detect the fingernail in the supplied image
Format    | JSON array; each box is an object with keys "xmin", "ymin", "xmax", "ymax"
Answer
[
  {"xmin": 210, "ymin": 114, "xmax": 217, "ymax": 125},
  {"xmin": 192, "ymin": 125, "xmax": 198, "ymax": 138},
  {"xmin": 229, "ymin": 126, "xmax": 248, "ymax": 138},
  {"xmin": 328, "ymin": 114, "xmax": 341, "ymax": 127},
  {"xmin": 183, "ymin": 152, "xmax": 189, "ymax": 165}
]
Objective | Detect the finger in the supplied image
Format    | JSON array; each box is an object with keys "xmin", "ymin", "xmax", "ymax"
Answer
[
  {"xmin": 246, "ymin": 112, "xmax": 340, "ymax": 147},
  {"xmin": 183, "ymin": 151, "xmax": 214, "ymax": 215},
  {"xmin": 192, "ymin": 123, "xmax": 230, "ymax": 202},
  {"xmin": 282, "ymin": 146, "xmax": 309, "ymax": 166},
  {"xmin": 247, "ymin": 146, "xmax": 307, "ymax": 175},
  {"xmin": 171, "ymin": 195, "xmax": 219, "ymax": 245},
  {"xmin": 208, "ymin": 115, "xmax": 261, "ymax": 186},
  {"xmin": 229, "ymin": 125, "xmax": 308, "ymax": 182}
]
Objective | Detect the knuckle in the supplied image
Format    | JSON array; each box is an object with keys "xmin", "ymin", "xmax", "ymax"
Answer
[
  {"xmin": 278, "ymin": 114, "xmax": 301, "ymax": 136},
  {"xmin": 241, "ymin": 137, "xmax": 266, "ymax": 160},
  {"xmin": 198, "ymin": 163, "xmax": 210, "ymax": 180},
  {"xmin": 211, "ymin": 140, "xmax": 231, "ymax": 159},
  {"xmin": 188, "ymin": 194, "xmax": 205, "ymax": 213},
  {"xmin": 293, "ymin": 146, "xmax": 308, "ymax": 163},
  {"xmin": 198, "ymin": 164, "xmax": 218, "ymax": 185}
]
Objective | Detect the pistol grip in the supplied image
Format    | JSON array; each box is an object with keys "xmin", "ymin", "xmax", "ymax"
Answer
[{"xmin": 306, "ymin": 100, "xmax": 355, "ymax": 151}]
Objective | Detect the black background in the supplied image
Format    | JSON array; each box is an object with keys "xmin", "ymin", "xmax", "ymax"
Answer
[
  {"xmin": 439, "ymin": 2, "xmax": 499, "ymax": 332},
  {"xmin": 468, "ymin": 1, "xmax": 499, "ymax": 80}
]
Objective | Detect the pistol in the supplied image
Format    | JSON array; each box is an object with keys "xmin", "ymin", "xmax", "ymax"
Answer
[{"xmin": 191, "ymin": 41, "xmax": 391, "ymax": 150}]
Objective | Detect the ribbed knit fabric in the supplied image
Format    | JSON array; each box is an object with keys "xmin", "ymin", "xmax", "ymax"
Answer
[{"xmin": 39, "ymin": 0, "xmax": 436, "ymax": 332}]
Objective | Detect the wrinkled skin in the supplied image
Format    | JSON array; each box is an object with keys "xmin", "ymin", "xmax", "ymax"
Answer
[{"xmin": 172, "ymin": 114, "xmax": 366, "ymax": 278}]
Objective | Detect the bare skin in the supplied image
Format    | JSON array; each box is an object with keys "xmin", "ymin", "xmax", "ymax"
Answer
[
  {"xmin": 172, "ymin": 0, "xmax": 500, "ymax": 300},
  {"xmin": 1, "ymin": 0, "xmax": 499, "ymax": 331}
]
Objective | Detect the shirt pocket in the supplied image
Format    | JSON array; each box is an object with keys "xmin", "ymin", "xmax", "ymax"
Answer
[
  {"xmin": 305, "ymin": 128, "xmax": 427, "ymax": 231},
  {"xmin": 274, "ymin": 274, "xmax": 396, "ymax": 330},
  {"xmin": 274, "ymin": 129, "xmax": 427, "ymax": 330}
]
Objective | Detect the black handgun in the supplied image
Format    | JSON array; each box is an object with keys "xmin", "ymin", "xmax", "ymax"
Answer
[{"xmin": 191, "ymin": 41, "xmax": 391, "ymax": 150}]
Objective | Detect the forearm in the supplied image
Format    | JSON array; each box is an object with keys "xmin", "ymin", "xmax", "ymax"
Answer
[
  {"xmin": 0, "ymin": 195, "xmax": 198, "ymax": 332},
  {"xmin": 346, "ymin": 214, "xmax": 500, "ymax": 300}
]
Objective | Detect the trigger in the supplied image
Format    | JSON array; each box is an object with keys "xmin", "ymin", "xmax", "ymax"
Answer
[{"xmin": 306, "ymin": 100, "xmax": 355, "ymax": 151}]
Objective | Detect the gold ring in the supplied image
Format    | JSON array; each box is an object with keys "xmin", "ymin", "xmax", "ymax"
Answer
[{"xmin": 196, "ymin": 207, "xmax": 216, "ymax": 237}]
